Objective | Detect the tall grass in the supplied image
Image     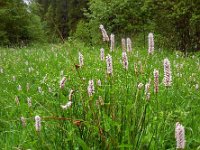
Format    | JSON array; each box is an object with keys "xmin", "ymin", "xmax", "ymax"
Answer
[{"xmin": 0, "ymin": 42, "xmax": 199, "ymax": 149}]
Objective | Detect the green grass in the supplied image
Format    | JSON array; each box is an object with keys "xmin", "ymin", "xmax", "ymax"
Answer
[{"xmin": 0, "ymin": 42, "xmax": 200, "ymax": 149}]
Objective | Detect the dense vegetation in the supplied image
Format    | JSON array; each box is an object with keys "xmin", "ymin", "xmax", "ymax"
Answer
[
  {"xmin": 0, "ymin": 0, "xmax": 199, "ymax": 51},
  {"xmin": 0, "ymin": 1, "xmax": 200, "ymax": 149},
  {"xmin": 0, "ymin": 40, "xmax": 200, "ymax": 149}
]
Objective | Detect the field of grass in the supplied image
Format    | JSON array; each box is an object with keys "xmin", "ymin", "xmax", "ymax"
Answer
[{"xmin": 0, "ymin": 41, "xmax": 200, "ymax": 149}]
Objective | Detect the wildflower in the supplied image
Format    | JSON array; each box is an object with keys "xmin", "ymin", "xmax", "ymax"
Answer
[
  {"xmin": 25, "ymin": 61, "xmax": 29, "ymax": 65},
  {"xmin": 126, "ymin": 38, "xmax": 132, "ymax": 52},
  {"xmin": 106, "ymin": 54, "xmax": 113, "ymax": 75},
  {"xmin": 97, "ymin": 79, "xmax": 102, "ymax": 86},
  {"xmin": 60, "ymin": 77, "xmax": 66, "ymax": 89},
  {"xmin": 96, "ymin": 96, "xmax": 104, "ymax": 106},
  {"xmin": 15, "ymin": 96, "xmax": 20, "ymax": 105},
  {"xmin": 38, "ymin": 86, "xmax": 42, "ymax": 93},
  {"xmin": 138, "ymin": 83, "xmax": 144, "ymax": 89},
  {"xmin": 145, "ymin": 83, "xmax": 150, "ymax": 95},
  {"xmin": 175, "ymin": 122, "xmax": 185, "ymax": 149},
  {"xmin": 0, "ymin": 68, "xmax": 3, "ymax": 73},
  {"xmin": 163, "ymin": 58, "xmax": 172, "ymax": 87},
  {"xmin": 88, "ymin": 80, "xmax": 95, "ymax": 97},
  {"xmin": 122, "ymin": 52, "xmax": 128, "ymax": 70},
  {"xmin": 100, "ymin": 48, "xmax": 105, "ymax": 61},
  {"xmin": 154, "ymin": 69, "xmax": 159, "ymax": 93},
  {"xmin": 61, "ymin": 101, "xmax": 73, "ymax": 109},
  {"xmin": 121, "ymin": 38, "xmax": 126, "ymax": 51},
  {"xmin": 99, "ymin": 24, "xmax": 109, "ymax": 42},
  {"xmin": 26, "ymin": 83, "xmax": 30, "ymax": 92},
  {"xmin": 18, "ymin": 85, "xmax": 22, "ymax": 91},
  {"xmin": 134, "ymin": 63, "xmax": 138, "ymax": 75},
  {"xmin": 21, "ymin": 117, "xmax": 26, "ymax": 127},
  {"xmin": 110, "ymin": 34, "xmax": 115, "ymax": 52},
  {"xmin": 12, "ymin": 76, "xmax": 16, "ymax": 82},
  {"xmin": 195, "ymin": 84, "xmax": 199, "ymax": 90},
  {"xmin": 35, "ymin": 115, "xmax": 41, "ymax": 132},
  {"xmin": 48, "ymin": 87, "xmax": 52, "ymax": 93},
  {"xmin": 148, "ymin": 33, "xmax": 154, "ymax": 54},
  {"xmin": 79, "ymin": 52, "xmax": 84, "ymax": 67},
  {"xmin": 27, "ymin": 97, "xmax": 32, "ymax": 107},
  {"xmin": 68, "ymin": 89, "xmax": 74, "ymax": 101}
]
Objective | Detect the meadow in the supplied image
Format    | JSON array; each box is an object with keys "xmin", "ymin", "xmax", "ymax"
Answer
[{"xmin": 0, "ymin": 39, "xmax": 200, "ymax": 149}]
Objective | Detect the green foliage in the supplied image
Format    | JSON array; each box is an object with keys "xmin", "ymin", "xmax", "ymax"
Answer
[
  {"xmin": 0, "ymin": 0, "xmax": 46, "ymax": 46},
  {"xmin": 75, "ymin": 0, "xmax": 200, "ymax": 51},
  {"xmin": 0, "ymin": 42, "xmax": 200, "ymax": 149}
]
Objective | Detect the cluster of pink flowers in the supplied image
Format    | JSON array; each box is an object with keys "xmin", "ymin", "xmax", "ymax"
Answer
[
  {"xmin": 122, "ymin": 52, "xmax": 128, "ymax": 70},
  {"xmin": 154, "ymin": 69, "xmax": 159, "ymax": 93},
  {"xmin": 100, "ymin": 48, "xmax": 105, "ymax": 61},
  {"xmin": 87, "ymin": 80, "xmax": 95, "ymax": 97},
  {"xmin": 79, "ymin": 52, "xmax": 84, "ymax": 67},
  {"xmin": 175, "ymin": 122, "xmax": 185, "ymax": 149},
  {"xmin": 106, "ymin": 54, "xmax": 113, "ymax": 75},
  {"xmin": 35, "ymin": 115, "xmax": 41, "ymax": 132},
  {"xmin": 163, "ymin": 58, "xmax": 172, "ymax": 87}
]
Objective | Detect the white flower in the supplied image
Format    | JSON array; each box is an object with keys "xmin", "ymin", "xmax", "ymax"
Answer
[
  {"xmin": 97, "ymin": 79, "xmax": 102, "ymax": 86},
  {"xmin": 27, "ymin": 97, "xmax": 32, "ymax": 107},
  {"xmin": 21, "ymin": 117, "xmax": 26, "ymax": 127},
  {"xmin": 61, "ymin": 101, "xmax": 73, "ymax": 109},
  {"xmin": 138, "ymin": 83, "xmax": 144, "ymax": 89},
  {"xmin": 18, "ymin": 85, "xmax": 22, "ymax": 91}
]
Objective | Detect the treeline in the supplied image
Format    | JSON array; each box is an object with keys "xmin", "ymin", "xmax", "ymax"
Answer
[
  {"xmin": 0, "ymin": 0, "xmax": 45, "ymax": 45},
  {"xmin": 0, "ymin": 0, "xmax": 199, "ymax": 51},
  {"xmin": 76, "ymin": 0, "xmax": 200, "ymax": 51}
]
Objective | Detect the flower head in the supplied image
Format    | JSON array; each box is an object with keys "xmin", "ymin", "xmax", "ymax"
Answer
[
  {"xmin": 122, "ymin": 52, "xmax": 128, "ymax": 70},
  {"xmin": 175, "ymin": 122, "xmax": 185, "ymax": 149},
  {"xmin": 100, "ymin": 48, "xmax": 105, "ymax": 61},
  {"xmin": 106, "ymin": 54, "xmax": 113, "ymax": 75},
  {"xmin": 163, "ymin": 58, "xmax": 172, "ymax": 87},
  {"xmin": 61, "ymin": 101, "xmax": 73, "ymax": 109},
  {"xmin": 126, "ymin": 38, "xmax": 132, "ymax": 52},
  {"xmin": 99, "ymin": 24, "xmax": 109, "ymax": 42},
  {"xmin": 154, "ymin": 69, "xmax": 159, "ymax": 93},
  {"xmin": 88, "ymin": 80, "xmax": 95, "ymax": 97},
  {"xmin": 79, "ymin": 52, "xmax": 84, "ymax": 67},
  {"xmin": 110, "ymin": 34, "xmax": 115, "ymax": 52},
  {"xmin": 60, "ymin": 77, "xmax": 66, "ymax": 89},
  {"xmin": 148, "ymin": 33, "xmax": 154, "ymax": 54},
  {"xmin": 35, "ymin": 115, "xmax": 41, "ymax": 132},
  {"xmin": 121, "ymin": 38, "xmax": 126, "ymax": 51}
]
